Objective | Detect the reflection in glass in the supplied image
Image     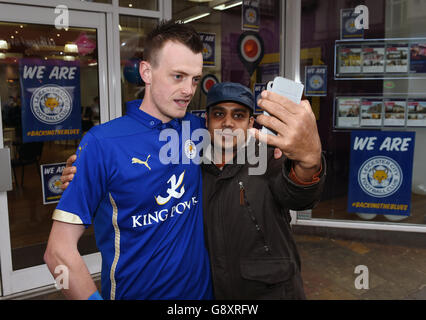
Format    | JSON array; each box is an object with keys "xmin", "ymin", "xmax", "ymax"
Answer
[
  {"xmin": 119, "ymin": 0, "xmax": 157, "ymax": 11},
  {"xmin": 0, "ymin": 22, "xmax": 99, "ymax": 270},
  {"xmin": 119, "ymin": 15, "xmax": 157, "ymax": 114},
  {"xmin": 300, "ymin": 0, "xmax": 426, "ymax": 225}
]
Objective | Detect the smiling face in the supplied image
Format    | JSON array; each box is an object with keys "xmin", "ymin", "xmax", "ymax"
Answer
[
  {"xmin": 140, "ymin": 40, "xmax": 203, "ymax": 122},
  {"xmin": 206, "ymin": 102, "xmax": 254, "ymax": 152}
]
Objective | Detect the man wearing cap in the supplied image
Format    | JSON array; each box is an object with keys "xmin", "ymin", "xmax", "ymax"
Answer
[
  {"xmin": 59, "ymin": 81, "xmax": 325, "ymax": 300},
  {"xmin": 201, "ymin": 82, "xmax": 325, "ymax": 299}
]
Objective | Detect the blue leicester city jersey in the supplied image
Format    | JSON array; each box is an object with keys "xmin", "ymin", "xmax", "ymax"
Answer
[{"xmin": 53, "ymin": 100, "xmax": 213, "ymax": 300}]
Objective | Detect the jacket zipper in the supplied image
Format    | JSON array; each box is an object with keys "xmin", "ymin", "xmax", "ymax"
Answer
[
  {"xmin": 238, "ymin": 180, "xmax": 271, "ymax": 254},
  {"xmin": 239, "ymin": 181, "xmax": 245, "ymax": 206}
]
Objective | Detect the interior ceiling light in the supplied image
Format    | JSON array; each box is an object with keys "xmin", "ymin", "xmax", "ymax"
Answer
[
  {"xmin": 183, "ymin": 12, "xmax": 211, "ymax": 23},
  {"xmin": 64, "ymin": 43, "xmax": 78, "ymax": 53},
  {"xmin": 211, "ymin": 0, "xmax": 242, "ymax": 10},
  {"xmin": 0, "ymin": 40, "xmax": 9, "ymax": 50},
  {"xmin": 188, "ymin": 0, "xmax": 213, "ymax": 2}
]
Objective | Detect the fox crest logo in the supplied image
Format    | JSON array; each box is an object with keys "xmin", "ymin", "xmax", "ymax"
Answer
[
  {"xmin": 155, "ymin": 171, "xmax": 185, "ymax": 205},
  {"xmin": 358, "ymin": 156, "xmax": 402, "ymax": 198},
  {"xmin": 30, "ymin": 84, "xmax": 72, "ymax": 124}
]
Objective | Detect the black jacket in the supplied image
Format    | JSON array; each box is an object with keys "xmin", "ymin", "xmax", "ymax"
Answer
[{"xmin": 201, "ymin": 145, "xmax": 326, "ymax": 300}]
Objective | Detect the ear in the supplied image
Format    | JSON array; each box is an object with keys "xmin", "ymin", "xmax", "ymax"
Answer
[
  {"xmin": 139, "ymin": 61, "xmax": 152, "ymax": 84},
  {"xmin": 204, "ymin": 113, "xmax": 209, "ymax": 128},
  {"xmin": 248, "ymin": 115, "xmax": 254, "ymax": 128}
]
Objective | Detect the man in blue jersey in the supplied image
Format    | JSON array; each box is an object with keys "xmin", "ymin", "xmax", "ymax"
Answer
[
  {"xmin": 60, "ymin": 82, "xmax": 326, "ymax": 300},
  {"xmin": 44, "ymin": 21, "xmax": 213, "ymax": 300}
]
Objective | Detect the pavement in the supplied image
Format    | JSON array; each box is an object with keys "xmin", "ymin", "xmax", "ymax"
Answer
[
  {"xmin": 294, "ymin": 233, "xmax": 426, "ymax": 300},
  {"xmin": 21, "ymin": 231, "xmax": 426, "ymax": 300}
]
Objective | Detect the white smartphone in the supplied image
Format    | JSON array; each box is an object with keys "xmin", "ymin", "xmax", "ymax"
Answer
[{"xmin": 261, "ymin": 77, "xmax": 304, "ymax": 136}]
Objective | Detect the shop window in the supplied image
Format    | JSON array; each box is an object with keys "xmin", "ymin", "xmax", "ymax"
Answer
[
  {"xmin": 172, "ymin": 0, "xmax": 281, "ymax": 112},
  {"xmin": 300, "ymin": 0, "xmax": 426, "ymax": 226},
  {"xmin": 119, "ymin": 15, "xmax": 158, "ymax": 114},
  {"xmin": 0, "ymin": 21, "xmax": 100, "ymax": 270}
]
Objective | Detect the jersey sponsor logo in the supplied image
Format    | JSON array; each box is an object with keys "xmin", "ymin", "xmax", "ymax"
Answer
[
  {"xmin": 155, "ymin": 171, "xmax": 185, "ymax": 205},
  {"xmin": 131, "ymin": 171, "xmax": 195, "ymax": 228},
  {"xmin": 132, "ymin": 155, "xmax": 151, "ymax": 170},
  {"xmin": 131, "ymin": 196, "xmax": 198, "ymax": 228}
]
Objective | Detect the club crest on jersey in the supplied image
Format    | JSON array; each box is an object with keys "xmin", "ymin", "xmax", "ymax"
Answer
[
  {"xmin": 155, "ymin": 171, "xmax": 185, "ymax": 205},
  {"xmin": 184, "ymin": 139, "xmax": 197, "ymax": 160},
  {"xmin": 358, "ymin": 156, "xmax": 403, "ymax": 198},
  {"xmin": 30, "ymin": 84, "xmax": 72, "ymax": 124}
]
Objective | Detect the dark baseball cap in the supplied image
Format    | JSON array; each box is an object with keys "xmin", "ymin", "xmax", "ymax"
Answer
[{"xmin": 206, "ymin": 82, "xmax": 255, "ymax": 113}]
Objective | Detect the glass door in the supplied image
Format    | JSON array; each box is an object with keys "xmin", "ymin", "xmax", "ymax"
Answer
[{"xmin": 0, "ymin": 3, "xmax": 108, "ymax": 296}]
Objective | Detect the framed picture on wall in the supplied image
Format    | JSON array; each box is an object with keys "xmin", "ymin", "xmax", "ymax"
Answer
[
  {"xmin": 336, "ymin": 97, "xmax": 361, "ymax": 128},
  {"xmin": 384, "ymin": 99, "xmax": 406, "ymax": 126},
  {"xmin": 360, "ymin": 98, "xmax": 383, "ymax": 127},
  {"xmin": 407, "ymin": 99, "xmax": 426, "ymax": 127}
]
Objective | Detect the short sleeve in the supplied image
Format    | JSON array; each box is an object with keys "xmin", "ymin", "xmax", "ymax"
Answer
[{"xmin": 53, "ymin": 131, "xmax": 108, "ymax": 226}]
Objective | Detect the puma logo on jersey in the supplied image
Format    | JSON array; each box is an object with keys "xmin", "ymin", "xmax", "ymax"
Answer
[{"xmin": 132, "ymin": 155, "xmax": 151, "ymax": 170}]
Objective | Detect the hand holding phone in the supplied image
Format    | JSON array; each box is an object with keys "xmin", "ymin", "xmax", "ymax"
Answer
[{"xmin": 261, "ymin": 77, "xmax": 304, "ymax": 135}]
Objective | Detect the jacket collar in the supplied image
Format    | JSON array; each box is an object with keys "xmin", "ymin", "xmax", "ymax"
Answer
[{"xmin": 201, "ymin": 137, "xmax": 265, "ymax": 178}]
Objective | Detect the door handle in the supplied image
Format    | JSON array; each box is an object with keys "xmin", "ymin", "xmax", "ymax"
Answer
[{"xmin": 0, "ymin": 148, "xmax": 13, "ymax": 192}]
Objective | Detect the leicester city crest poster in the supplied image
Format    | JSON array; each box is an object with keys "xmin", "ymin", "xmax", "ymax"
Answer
[
  {"xmin": 347, "ymin": 130, "xmax": 415, "ymax": 216},
  {"xmin": 19, "ymin": 58, "xmax": 82, "ymax": 143}
]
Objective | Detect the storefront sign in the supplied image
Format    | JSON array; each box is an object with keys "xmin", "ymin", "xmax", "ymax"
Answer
[
  {"xmin": 190, "ymin": 110, "xmax": 206, "ymax": 119},
  {"xmin": 40, "ymin": 162, "xmax": 65, "ymax": 204},
  {"xmin": 242, "ymin": 0, "xmax": 260, "ymax": 31},
  {"xmin": 199, "ymin": 32, "xmax": 216, "ymax": 67},
  {"xmin": 19, "ymin": 58, "xmax": 82, "ymax": 142},
  {"xmin": 410, "ymin": 43, "xmax": 426, "ymax": 73},
  {"xmin": 347, "ymin": 130, "xmax": 415, "ymax": 216},
  {"xmin": 304, "ymin": 66, "xmax": 327, "ymax": 96}
]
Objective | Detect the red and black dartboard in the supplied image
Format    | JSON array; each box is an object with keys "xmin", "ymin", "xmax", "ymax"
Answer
[
  {"xmin": 237, "ymin": 31, "xmax": 264, "ymax": 76},
  {"xmin": 201, "ymin": 74, "xmax": 219, "ymax": 95}
]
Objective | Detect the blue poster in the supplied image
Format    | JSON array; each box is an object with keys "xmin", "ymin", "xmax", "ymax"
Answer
[
  {"xmin": 190, "ymin": 110, "xmax": 206, "ymax": 120},
  {"xmin": 253, "ymin": 83, "xmax": 266, "ymax": 115},
  {"xmin": 305, "ymin": 66, "xmax": 327, "ymax": 96},
  {"xmin": 19, "ymin": 58, "xmax": 81, "ymax": 143},
  {"xmin": 199, "ymin": 33, "xmax": 215, "ymax": 67},
  {"xmin": 242, "ymin": 0, "xmax": 260, "ymax": 31},
  {"xmin": 341, "ymin": 8, "xmax": 364, "ymax": 40},
  {"xmin": 410, "ymin": 43, "xmax": 426, "ymax": 73},
  {"xmin": 40, "ymin": 162, "xmax": 66, "ymax": 204},
  {"xmin": 347, "ymin": 131, "xmax": 415, "ymax": 216}
]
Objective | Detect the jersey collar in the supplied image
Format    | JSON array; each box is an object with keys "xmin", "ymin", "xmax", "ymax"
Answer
[{"xmin": 125, "ymin": 99, "xmax": 183, "ymax": 130}]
